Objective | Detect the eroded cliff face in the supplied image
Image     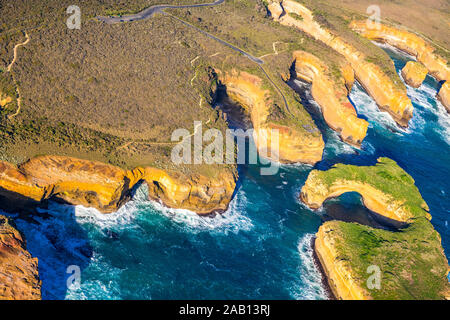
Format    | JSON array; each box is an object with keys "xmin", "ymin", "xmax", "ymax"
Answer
[
  {"xmin": 300, "ymin": 158, "xmax": 449, "ymax": 300},
  {"xmin": 438, "ymin": 82, "xmax": 450, "ymax": 112},
  {"xmin": 268, "ymin": 0, "xmax": 414, "ymax": 127},
  {"xmin": 143, "ymin": 167, "xmax": 236, "ymax": 215},
  {"xmin": 0, "ymin": 155, "xmax": 236, "ymax": 215},
  {"xmin": 314, "ymin": 222, "xmax": 371, "ymax": 300},
  {"xmin": 300, "ymin": 172, "xmax": 426, "ymax": 223},
  {"xmin": 350, "ymin": 21, "xmax": 449, "ymax": 81},
  {"xmin": 401, "ymin": 61, "xmax": 428, "ymax": 88},
  {"xmin": 350, "ymin": 21, "xmax": 450, "ymax": 112},
  {"xmin": 293, "ymin": 50, "xmax": 368, "ymax": 146},
  {"xmin": 219, "ymin": 70, "xmax": 324, "ymax": 164},
  {"xmin": 0, "ymin": 215, "xmax": 41, "ymax": 300}
]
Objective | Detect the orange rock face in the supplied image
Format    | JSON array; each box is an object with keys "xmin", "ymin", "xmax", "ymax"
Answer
[
  {"xmin": 220, "ymin": 69, "xmax": 325, "ymax": 164},
  {"xmin": 401, "ymin": 61, "xmax": 428, "ymax": 88},
  {"xmin": 268, "ymin": 0, "xmax": 414, "ymax": 127},
  {"xmin": 0, "ymin": 155, "xmax": 236, "ymax": 215},
  {"xmin": 293, "ymin": 51, "xmax": 368, "ymax": 146},
  {"xmin": 314, "ymin": 222, "xmax": 371, "ymax": 300},
  {"xmin": 0, "ymin": 215, "xmax": 41, "ymax": 300},
  {"xmin": 350, "ymin": 21, "xmax": 449, "ymax": 82},
  {"xmin": 438, "ymin": 82, "xmax": 450, "ymax": 112},
  {"xmin": 350, "ymin": 20, "xmax": 450, "ymax": 112}
]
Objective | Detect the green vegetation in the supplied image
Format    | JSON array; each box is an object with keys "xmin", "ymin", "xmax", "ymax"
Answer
[
  {"xmin": 0, "ymin": 0, "xmax": 331, "ymax": 173},
  {"xmin": 168, "ymin": 0, "xmax": 353, "ymax": 132},
  {"xmin": 294, "ymin": 0, "xmax": 404, "ymax": 89},
  {"xmin": 0, "ymin": 0, "xmax": 445, "ymax": 177},
  {"xmin": 288, "ymin": 12, "xmax": 304, "ymax": 21},
  {"xmin": 316, "ymin": 158, "xmax": 429, "ymax": 219},
  {"xmin": 328, "ymin": 218, "xmax": 449, "ymax": 299},
  {"xmin": 312, "ymin": 158, "xmax": 449, "ymax": 299},
  {"xmin": 0, "ymin": 1, "xmax": 235, "ymax": 178}
]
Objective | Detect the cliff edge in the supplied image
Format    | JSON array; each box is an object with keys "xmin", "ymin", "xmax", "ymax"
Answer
[
  {"xmin": 301, "ymin": 158, "xmax": 450, "ymax": 299},
  {"xmin": 0, "ymin": 215, "xmax": 41, "ymax": 300},
  {"xmin": 0, "ymin": 155, "xmax": 236, "ymax": 215},
  {"xmin": 268, "ymin": 0, "xmax": 414, "ymax": 127},
  {"xmin": 350, "ymin": 20, "xmax": 450, "ymax": 112}
]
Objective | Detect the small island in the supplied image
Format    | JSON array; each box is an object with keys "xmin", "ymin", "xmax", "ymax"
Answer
[{"xmin": 301, "ymin": 158, "xmax": 450, "ymax": 300}]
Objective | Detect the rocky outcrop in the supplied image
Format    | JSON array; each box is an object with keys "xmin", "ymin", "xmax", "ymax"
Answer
[
  {"xmin": 301, "ymin": 158, "xmax": 450, "ymax": 299},
  {"xmin": 220, "ymin": 69, "xmax": 324, "ymax": 164},
  {"xmin": 0, "ymin": 215, "xmax": 41, "ymax": 300},
  {"xmin": 401, "ymin": 61, "xmax": 428, "ymax": 88},
  {"xmin": 314, "ymin": 222, "xmax": 371, "ymax": 300},
  {"xmin": 293, "ymin": 50, "xmax": 368, "ymax": 146},
  {"xmin": 0, "ymin": 155, "xmax": 236, "ymax": 215},
  {"xmin": 268, "ymin": 0, "xmax": 414, "ymax": 127},
  {"xmin": 350, "ymin": 21, "xmax": 450, "ymax": 112},
  {"xmin": 438, "ymin": 82, "xmax": 450, "ymax": 112},
  {"xmin": 300, "ymin": 171, "xmax": 426, "ymax": 223},
  {"xmin": 0, "ymin": 93, "xmax": 12, "ymax": 108}
]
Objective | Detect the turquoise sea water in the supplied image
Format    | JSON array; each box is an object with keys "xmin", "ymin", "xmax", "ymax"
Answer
[{"xmin": 3, "ymin": 48, "xmax": 449, "ymax": 299}]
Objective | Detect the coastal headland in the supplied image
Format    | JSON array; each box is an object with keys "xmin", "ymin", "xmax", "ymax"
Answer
[{"xmin": 0, "ymin": 0, "xmax": 449, "ymax": 300}]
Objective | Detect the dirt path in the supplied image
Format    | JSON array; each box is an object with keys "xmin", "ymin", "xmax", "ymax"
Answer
[
  {"xmin": 259, "ymin": 41, "xmax": 285, "ymax": 59},
  {"xmin": 7, "ymin": 32, "xmax": 30, "ymax": 72},
  {"xmin": 98, "ymin": 1, "xmax": 291, "ymax": 115},
  {"xmin": 6, "ymin": 32, "xmax": 30, "ymax": 120},
  {"xmin": 116, "ymin": 118, "xmax": 211, "ymax": 151}
]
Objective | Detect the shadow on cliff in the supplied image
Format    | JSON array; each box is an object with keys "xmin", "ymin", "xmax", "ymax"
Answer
[
  {"xmin": 321, "ymin": 192, "xmax": 408, "ymax": 231},
  {"xmin": 1, "ymin": 199, "xmax": 94, "ymax": 300}
]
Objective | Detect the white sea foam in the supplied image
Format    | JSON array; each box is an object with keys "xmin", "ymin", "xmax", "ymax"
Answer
[
  {"xmin": 65, "ymin": 252, "xmax": 123, "ymax": 300},
  {"xmin": 402, "ymin": 78, "xmax": 450, "ymax": 144},
  {"xmin": 350, "ymin": 82, "xmax": 404, "ymax": 134},
  {"xmin": 35, "ymin": 183, "xmax": 253, "ymax": 235},
  {"xmin": 149, "ymin": 187, "xmax": 253, "ymax": 234},
  {"xmin": 324, "ymin": 130, "xmax": 358, "ymax": 157},
  {"xmin": 290, "ymin": 233, "xmax": 328, "ymax": 300},
  {"xmin": 373, "ymin": 41, "xmax": 416, "ymax": 60}
]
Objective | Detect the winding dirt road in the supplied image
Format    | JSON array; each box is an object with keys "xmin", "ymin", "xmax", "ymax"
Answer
[
  {"xmin": 97, "ymin": 0, "xmax": 292, "ymax": 114},
  {"xmin": 6, "ymin": 32, "xmax": 30, "ymax": 72},
  {"xmin": 98, "ymin": 0, "xmax": 226, "ymax": 23}
]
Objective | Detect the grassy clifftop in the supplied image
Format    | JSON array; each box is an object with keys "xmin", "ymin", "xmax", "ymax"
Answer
[
  {"xmin": 0, "ymin": 0, "xmax": 328, "ymax": 174},
  {"xmin": 0, "ymin": 1, "xmax": 236, "ymax": 178},
  {"xmin": 303, "ymin": 158, "xmax": 449, "ymax": 299},
  {"xmin": 323, "ymin": 218, "xmax": 449, "ymax": 299},
  {"xmin": 313, "ymin": 158, "xmax": 430, "ymax": 220}
]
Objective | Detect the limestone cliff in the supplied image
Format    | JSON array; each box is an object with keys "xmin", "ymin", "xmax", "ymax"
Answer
[
  {"xmin": 300, "ymin": 170, "xmax": 427, "ymax": 223},
  {"xmin": 268, "ymin": 1, "xmax": 414, "ymax": 127},
  {"xmin": 0, "ymin": 215, "xmax": 41, "ymax": 300},
  {"xmin": 401, "ymin": 61, "xmax": 428, "ymax": 88},
  {"xmin": 350, "ymin": 21, "xmax": 450, "ymax": 112},
  {"xmin": 301, "ymin": 158, "xmax": 450, "ymax": 300},
  {"xmin": 438, "ymin": 82, "xmax": 450, "ymax": 112},
  {"xmin": 314, "ymin": 222, "xmax": 371, "ymax": 300},
  {"xmin": 293, "ymin": 50, "xmax": 368, "ymax": 146},
  {"xmin": 0, "ymin": 155, "xmax": 236, "ymax": 215},
  {"xmin": 219, "ymin": 69, "xmax": 324, "ymax": 164}
]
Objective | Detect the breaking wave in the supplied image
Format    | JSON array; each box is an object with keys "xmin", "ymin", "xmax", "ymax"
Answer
[{"xmin": 290, "ymin": 234, "xmax": 328, "ymax": 300}]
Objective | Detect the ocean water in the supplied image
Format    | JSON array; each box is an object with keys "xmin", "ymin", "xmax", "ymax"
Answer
[{"xmin": 2, "ymin": 48, "xmax": 449, "ymax": 299}]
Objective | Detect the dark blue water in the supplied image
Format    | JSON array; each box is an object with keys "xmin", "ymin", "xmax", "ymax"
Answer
[{"xmin": 3, "ymin": 48, "xmax": 449, "ymax": 299}]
